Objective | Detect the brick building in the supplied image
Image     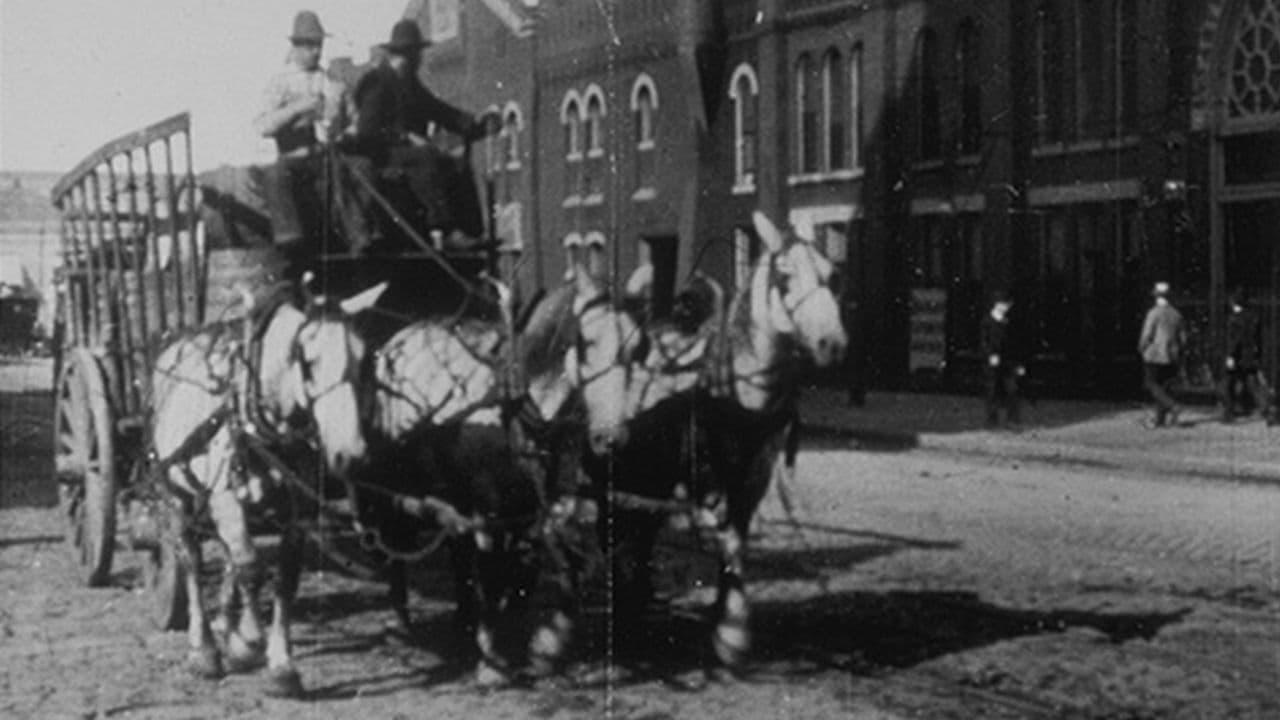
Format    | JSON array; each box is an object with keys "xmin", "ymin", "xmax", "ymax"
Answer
[{"xmin": 407, "ymin": 0, "xmax": 1280, "ymax": 396}]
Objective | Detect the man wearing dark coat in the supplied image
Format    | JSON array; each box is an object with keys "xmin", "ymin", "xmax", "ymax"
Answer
[
  {"xmin": 980, "ymin": 291, "xmax": 1025, "ymax": 428},
  {"xmin": 1219, "ymin": 289, "xmax": 1272, "ymax": 422},
  {"xmin": 342, "ymin": 19, "xmax": 499, "ymax": 252}
]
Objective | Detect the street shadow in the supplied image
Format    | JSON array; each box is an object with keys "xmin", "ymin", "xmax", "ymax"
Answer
[
  {"xmin": 0, "ymin": 389, "xmax": 56, "ymax": 509},
  {"xmin": 584, "ymin": 588, "xmax": 1190, "ymax": 686}
]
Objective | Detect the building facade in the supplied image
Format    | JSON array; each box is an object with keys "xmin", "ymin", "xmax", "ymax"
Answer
[{"xmin": 407, "ymin": 0, "xmax": 1280, "ymax": 396}]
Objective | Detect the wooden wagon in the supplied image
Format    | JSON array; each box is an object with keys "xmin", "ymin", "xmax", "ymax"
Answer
[{"xmin": 49, "ymin": 111, "xmax": 504, "ymax": 628}]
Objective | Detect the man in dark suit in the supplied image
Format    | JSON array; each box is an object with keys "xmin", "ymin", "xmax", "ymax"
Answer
[
  {"xmin": 341, "ymin": 19, "xmax": 499, "ymax": 252},
  {"xmin": 980, "ymin": 291, "xmax": 1025, "ymax": 428},
  {"xmin": 1219, "ymin": 288, "xmax": 1271, "ymax": 422}
]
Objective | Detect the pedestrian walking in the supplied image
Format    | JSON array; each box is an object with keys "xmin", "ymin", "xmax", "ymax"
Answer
[
  {"xmin": 1219, "ymin": 288, "xmax": 1272, "ymax": 422},
  {"xmin": 980, "ymin": 291, "xmax": 1025, "ymax": 428},
  {"xmin": 1138, "ymin": 281, "xmax": 1186, "ymax": 427}
]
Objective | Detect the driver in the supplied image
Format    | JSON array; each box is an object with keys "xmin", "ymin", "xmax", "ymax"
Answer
[{"xmin": 341, "ymin": 19, "xmax": 500, "ymax": 252}]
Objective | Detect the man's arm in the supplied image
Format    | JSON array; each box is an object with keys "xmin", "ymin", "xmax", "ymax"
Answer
[
  {"xmin": 1138, "ymin": 309, "xmax": 1156, "ymax": 355},
  {"xmin": 253, "ymin": 75, "xmax": 320, "ymax": 138},
  {"xmin": 417, "ymin": 86, "xmax": 490, "ymax": 141}
]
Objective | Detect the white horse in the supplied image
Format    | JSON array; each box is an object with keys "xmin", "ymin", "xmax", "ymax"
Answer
[
  {"xmin": 148, "ymin": 281, "xmax": 385, "ymax": 697},
  {"xmin": 588, "ymin": 210, "xmax": 847, "ymax": 668},
  {"xmin": 355, "ymin": 262, "xmax": 641, "ymax": 683}
]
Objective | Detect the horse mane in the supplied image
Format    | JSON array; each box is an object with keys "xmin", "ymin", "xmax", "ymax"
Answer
[{"xmin": 517, "ymin": 282, "xmax": 578, "ymax": 378}]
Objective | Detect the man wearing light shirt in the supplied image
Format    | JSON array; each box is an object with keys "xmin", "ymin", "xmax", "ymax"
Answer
[{"xmin": 254, "ymin": 10, "xmax": 344, "ymax": 271}]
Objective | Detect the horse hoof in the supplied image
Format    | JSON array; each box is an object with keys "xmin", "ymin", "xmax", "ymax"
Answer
[
  {"xmin": 224, "ymin": 634, "xmax": 265, "ymax": 674},
  {"xmin": 186, "ymin": 647, "xmax": 224, "ymax": 680},
  {"xmin": 474, "ymin": 659, "xmax": 510, "ymax": 688},
  {"xmin": 262, "ymin": 667, "xmax": 304, "ymax": 699}
]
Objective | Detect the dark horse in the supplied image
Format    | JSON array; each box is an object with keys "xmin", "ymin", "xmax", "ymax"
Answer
[
  {"xmin": 353, "ymin": 263, "xmax": 641, "ymax": 682},
  {"xmin": 586, "ymin": 210, "xmax": 847, "ymax": 669}
]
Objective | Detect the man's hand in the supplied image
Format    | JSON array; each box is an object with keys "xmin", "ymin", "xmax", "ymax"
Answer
[
  {"xmin": 1226, "ymin": 356, "xmax": 1237, "ymax": 371},
  {"xmin": 988, "ymin": 354, "xmax": 1001, "ymax": 367},
  {"xmin": 1015, "ymin": 365, "xmax": 1027, "ymax": 377}
]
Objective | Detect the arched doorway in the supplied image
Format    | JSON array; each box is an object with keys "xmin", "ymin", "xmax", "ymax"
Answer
[{"xmin": 1208, "ymin": 0, "xmax": 1280, "ymax": 384}]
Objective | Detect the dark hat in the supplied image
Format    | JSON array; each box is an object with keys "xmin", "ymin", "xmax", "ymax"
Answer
[
  {"xmin": 289, "ymin": 10, "xmax": 328, "ymax": 43},
  {"xmin": 382, "ymin": 19, "xmax": 431, "ymax": 54},
  {"xmin": 990, "ymin": 288, "xmax": 1011, "ymax": 306}
]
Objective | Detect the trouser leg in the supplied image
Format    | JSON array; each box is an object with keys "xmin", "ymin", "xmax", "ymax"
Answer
[
  {"xmin": 1144, "ymin": 363, "xmax": 1178, "ymax": 424},
  {"xmin": 984, "ymin": 368, "xmax": 1000, "ymax": 425},
  {"xmin": 1003, "ymin": 372, "xmax": 1021, "ymax": 424}
]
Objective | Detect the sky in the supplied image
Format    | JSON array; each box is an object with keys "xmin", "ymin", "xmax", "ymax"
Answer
[{"xmin": 0, "ymin": 0, "xmax": 411, "ymax": 173}]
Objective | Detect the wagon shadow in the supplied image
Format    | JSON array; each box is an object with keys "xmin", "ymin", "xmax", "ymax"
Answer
[{"xmin": 585, "ymin": 589, "xmax": 1190, "ymax": 686}]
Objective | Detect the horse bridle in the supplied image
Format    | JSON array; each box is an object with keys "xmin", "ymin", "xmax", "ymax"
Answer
[
  {"xmin": 770, "ymin": 246, "xmax": 830, "ymax": 320},
  {"xmin": 570, "ymin": 292, "xmax": 638, "ymax": 388},
  {"xmin": 291, "ymin": 312, "xmax": 362, "ymax": 408}
]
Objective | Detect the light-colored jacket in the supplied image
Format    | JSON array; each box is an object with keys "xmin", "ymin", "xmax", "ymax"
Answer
[{"xmin": 1139, "ymin": 301, "xmax": 1186, "ymax": 365}]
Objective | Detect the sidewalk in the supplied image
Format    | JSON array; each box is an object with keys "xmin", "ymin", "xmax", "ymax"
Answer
[{"xmin": 799, "ymin": 387, "xmax": 1280, "ymax": 483}]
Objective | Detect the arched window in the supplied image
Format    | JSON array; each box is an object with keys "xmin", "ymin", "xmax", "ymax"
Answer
[
  {"xmin": 584, "ymin": 85, "xmax": 606, "ymax": 157},
  {"xmin": 561, "ymin": 91, "xmax": 582, "ymax": 159},
  {"xmin": 915, "ymin": 28, "xmax": 940, "ymax": 159},
  {"xmin": 631, "ymin": 74, "xmax": 658, "ymax": 148},
  {"xmin": 502, "ymin": 102, "xmax": 522, "ymax": 169},
  {"xmin": 563, "ymin": 232, "xmax": 584, "ymax": 278},
  {"xmin": 1116, "ymin": 0, "xmax": 1138, "ymax": 132},
  {"xmin": 823, "ymin": 48, "xmax": 847, "ymax": 171},
  {"xmin": 560, "ymin": 91, "xmax": 583, "ymax": 201},
  {"xmin": 849, "ymin": 46, "xmax": 864, "ymax": 171},
  {"xmin": 584, "ymin": 231, "xmax": 607, "ymax": 280},
  {"xmin": 729, "ymin": 63, "xmax": 759, "ymax": 190},
  {"xmin": 957, "ymin": 19, "xmax": 983, "ymax": 154},
  {"xmin": 796, "ymin": 53, "xmax": 819, "ymax": 173},
  {"xmin": 482, "ymin": 103, "xmax": 503, "ymax": 176},
  {"xmin": 1035, "ymin": 2, "xmax": 1064, "ymax": 143}
]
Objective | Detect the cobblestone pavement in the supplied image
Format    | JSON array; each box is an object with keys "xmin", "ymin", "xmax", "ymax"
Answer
[{"xmin": 4, "ymin": 359, "xmax": 1280, "ymax": 718}]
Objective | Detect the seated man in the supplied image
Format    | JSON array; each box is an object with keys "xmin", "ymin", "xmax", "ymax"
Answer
[
  {"xmin": 253, "ymin": 10, "xmax": 345, "ymax": 274},
  {"xmin": 342, "ymin": 19, "xmax": 499, "ymax": 253}
]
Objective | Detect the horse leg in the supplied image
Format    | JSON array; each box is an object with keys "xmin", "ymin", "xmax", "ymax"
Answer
[
  {"xmin": 471, "ymin": 530, "xmax": 511, "ymax": 686},
  {"xmin": 263, "ymin": 523, "xmax": 304, "ymax": 698},
  {"xmin": 207, "ymin": 489, "xmax": 265, "ymax": 675},
  {"xmin": 384, "ymin": 558, "xmax": 414, "ymax": 636},
  {"xmin": 526, "ymin": 542, "xmax": 576, "ymax": 678},
  {"xmin": 710, "ymin": 431, "xmax": 783, "ymax": 669},
  {"xmin": 171, "ymin": 496, "xmax": 222, "ymax": 679}
]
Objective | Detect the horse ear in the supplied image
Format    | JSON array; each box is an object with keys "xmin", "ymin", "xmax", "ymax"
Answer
[
  {"xmin": 752, "ymin": 211, "xmax": 783, "ymax": 253},
  {"xmin": 338, "ymin": 281, "xmax": 389, "ymax": 315},
  {"xmin": 573, "ymin": 261, "xmax": 599, "ymax": 297},
  {"xmin": 562, "ymin": 346, "xmax": 580, "ymax": 388}
]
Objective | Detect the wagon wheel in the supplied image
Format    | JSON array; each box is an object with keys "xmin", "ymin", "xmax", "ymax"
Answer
[{"xmin": 53, "ymin": 348, "xmax": 117, "ymax": 586}]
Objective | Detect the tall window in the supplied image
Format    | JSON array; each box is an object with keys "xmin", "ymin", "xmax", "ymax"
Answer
[
  {"xmin": 915, "ymin": 29, "xmax": 941, "ymax": 159},
  {"xmin": 823, "ymin": 49, "xmax": 847, "ymax": 171},
  {"xmin": 502, "ymin": 104, "xmax": 522, "ymax": 169},
  {"xmin": 1075, "ymin": 0, "xmax": 1111, "ymax": 138},
  {"xmin": 584, "ymin": 87, "xmax": 606, "ymax": 199},
  {"xmin": 499, "ymin": 103, "xmax": 522, "ymax": 204},
  {"xmin": 561, "ymin": 92, "xmax": 582, "ymax": 200},
  {"xmin": 850, "ymin": 46, "xmax": 864, "ymax": 171},
  {"xmin": 1116, "ymin": 0, "xmax": 1139, "ymax": 133},
  {"xmin": 730, "ymin": 63, "xmax": 759, "ymax": 190},
  {"xmin": 1035, "ymin": 2, "xmax": 1064, "ymax": 143},
  {"xmin": 631, "ymin": 74, "xmax": 657, "ymax": 192},
  {"xmin": 796, "ymin": 54, "xmax": 819, "ymax": 174},
  {"xmin": 957, "ymin": 19, "xmax": 983, "ymax": 154}
]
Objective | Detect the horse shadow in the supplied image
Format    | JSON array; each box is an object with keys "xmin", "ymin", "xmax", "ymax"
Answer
[
  {"xmin": 579, "ymin": 587, "xmax": 1189, "ymax": 687},
  {"xmin": 570, "ymin": 535, "xmax": 1189, "ymax": 687}
]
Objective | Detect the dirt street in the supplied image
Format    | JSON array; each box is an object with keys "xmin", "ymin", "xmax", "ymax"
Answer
[{"xmin": 2, "ymin": 358, "xmax": 1279, "ymax": 718}]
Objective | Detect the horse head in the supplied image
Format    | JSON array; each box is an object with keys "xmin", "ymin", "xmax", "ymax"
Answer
[
  {"xmin": 520, "ymin": 263, "xmax": 642, "ymax": 456},
  {"xmin": 276, "ymin": 281, "xmax": 387, "ymax": 477},
  {"xmin": 750, "ymin": 210, "xmax": 848, "ymax": 367}
]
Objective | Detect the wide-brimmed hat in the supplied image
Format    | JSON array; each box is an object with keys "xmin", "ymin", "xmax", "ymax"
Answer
[
  {"xmin": 289, "ymin": 10, "xmax": 328, "ymax": 43},
  {"xmin": 382, "ymin": 19, "xmax": 431, "ymax": 53}
]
